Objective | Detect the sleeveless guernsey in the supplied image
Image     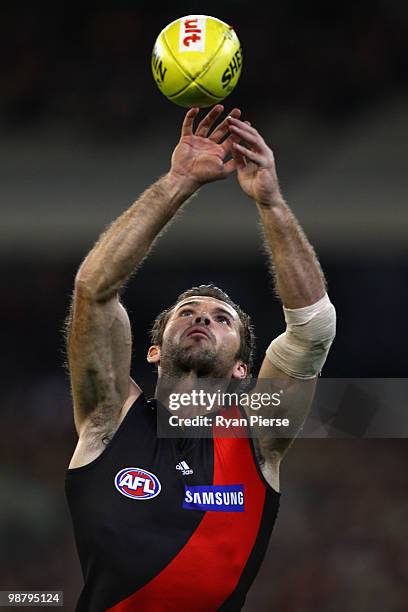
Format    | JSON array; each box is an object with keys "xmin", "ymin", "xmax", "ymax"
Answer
[{"xmin": 65, "ymin": 394, "xmax": 280, "ymax": 611}]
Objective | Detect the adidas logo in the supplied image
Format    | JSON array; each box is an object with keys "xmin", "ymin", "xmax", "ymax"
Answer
[{"xmin": 176, "ymin": 461, "xmax": 194, "ymax": 476}]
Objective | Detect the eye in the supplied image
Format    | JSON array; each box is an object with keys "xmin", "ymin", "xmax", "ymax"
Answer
[
  {"xmin": 179, "ymin": 309, "xmax": 193, "ymax": 317},
  {"xmin": 217, "ymin": 315, "xmax": 231, "ymax": 325}
]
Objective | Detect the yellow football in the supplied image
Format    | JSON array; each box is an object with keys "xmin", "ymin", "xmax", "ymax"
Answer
[{"xmin": 151, "ymin": 15, "xmax": 243, "ymax": 107}]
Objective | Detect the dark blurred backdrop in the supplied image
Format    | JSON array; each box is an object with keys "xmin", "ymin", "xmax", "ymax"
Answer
[{"xmin": 1, "ymin": 1, "xmax": 407, "ymax": 610}]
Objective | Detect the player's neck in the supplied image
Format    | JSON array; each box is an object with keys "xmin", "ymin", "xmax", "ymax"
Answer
[{"xmin": 154, "ymin": 373, "xmax": 231, "ymax": 416}]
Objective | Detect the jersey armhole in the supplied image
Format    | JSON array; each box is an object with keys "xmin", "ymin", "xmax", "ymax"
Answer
[
  {"xmin": 66, "ymin": 392, "xmax": 146, "ymax": 475},
  {"xmin": 237, "ymin": 404, "xmax": 281, "ymax": 497}
]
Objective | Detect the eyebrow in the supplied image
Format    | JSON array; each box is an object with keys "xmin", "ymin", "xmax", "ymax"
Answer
[{"xmin": 175, "ymin": 300, "xmax": 237, "ymax": 319}]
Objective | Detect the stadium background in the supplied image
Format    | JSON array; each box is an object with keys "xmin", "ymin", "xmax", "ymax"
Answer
[{"xmin": 1, "ymin": 0, "xmax": 407, "ymax": 610}]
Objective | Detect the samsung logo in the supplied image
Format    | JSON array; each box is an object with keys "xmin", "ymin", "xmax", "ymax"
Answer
[{"xmin": 183, "ymin": 485, "xmax": 244, "ymax": 512}]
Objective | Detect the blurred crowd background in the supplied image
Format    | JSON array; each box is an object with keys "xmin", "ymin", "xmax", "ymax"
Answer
[{"xmin": 1, "ymin": 0, "xmax": 407, "ymax": 610}]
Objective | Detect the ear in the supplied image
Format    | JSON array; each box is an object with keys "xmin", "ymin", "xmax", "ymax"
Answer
[
  {"xmin": 147, "ymin": 345, "xmax": 161, "ymax": 364},
  {"xmin": 232, "ymin": 361, "xmax": 248, "ymax": 379}
]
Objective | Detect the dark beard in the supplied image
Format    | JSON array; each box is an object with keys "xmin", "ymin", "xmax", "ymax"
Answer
[{"xmin": 160, "ymin": 340, "xmax": 232, "ymax": 378}]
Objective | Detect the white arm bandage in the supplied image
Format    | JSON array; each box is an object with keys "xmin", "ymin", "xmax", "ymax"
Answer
[{"xmin": 266, "ymin": 293, "xmax": 336, "ymax": 379}]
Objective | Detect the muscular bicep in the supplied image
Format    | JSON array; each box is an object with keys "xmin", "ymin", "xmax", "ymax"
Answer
[
  {"xmin": 67, "ymin": 282, "xmax": 132, "ymax": 435},
  {"xmin": 250, "ymin": 356, "xmax": 316, "ymax": 460}
]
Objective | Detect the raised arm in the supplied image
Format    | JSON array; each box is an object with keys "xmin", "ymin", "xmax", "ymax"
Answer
[
  {"xmin": 228, "ymin": 116, "xmax": 336, "ymax": 462},
  {"xmin": 67, "ymin": 105, "xmax": 242, "ymax": 437}
]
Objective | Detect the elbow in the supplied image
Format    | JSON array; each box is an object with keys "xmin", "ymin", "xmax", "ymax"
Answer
[
  {"xmin": 293, "ymin": 298, "xmax": 336, "ymax": 347},
  {"xmin": 266, "ymin": 298, "xmax": 336, "ymax": 379},
  {"xmin": 324, "ymin": 301, "xmax": 336, "ymax": 345},
  {"xmin": 313, "ymin": 301, "xmax": 336, "ymax": 347},
  {"xmin": 328, "ymin": 306, "xmax": 336, "ymax": 344},
  {"xmin": 74, "ymin": 271, "xmax": 115, "ymax": 303},
  {"xmin": 74, "ymin": 271, "xmax": 97, "ymax": 299}
]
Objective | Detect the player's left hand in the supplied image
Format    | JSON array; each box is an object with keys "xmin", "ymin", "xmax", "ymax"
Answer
[
  {"xmin": 170, "ymin": 105, "xmax": 241, "ymax": 188},
  {"xmin": 227, "ymin": 117, "xmax": 282, "ymax": 206}
]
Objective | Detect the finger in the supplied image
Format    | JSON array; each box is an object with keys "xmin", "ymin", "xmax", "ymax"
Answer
[
  {"xmin": 228, "ymin": 124, "xmax": 265, "ymax": 152},
  {"xmin": 222, "ymin": 126, "xmax": 258, "ymax": 159},
  {"xmin": 220, "ymin": 117, "xmax": 247, "ymax": 156},
  {"xmin": 219, "ymin": 114, "xmax": 248, "ymax": 154},
  {"xmin": 230, "ymin": 139, "xmax": 247, "ymax": 170},
  {"xmin": 195, "ymin": 105, "xmax": 224, "ymax": 137},
  {"xmin": 233, "ymin": 142, "xmax": 265, "ymax": 166},
  {"xmin": 221, "ymin": 132, "xmax": 237, "ymax": 157},
  {"xmin": 227, "ymin": 116, "xmax": 259, "ymax": 137},
  {"xmin": 222, "ymin": 132, "xmax": 246, "ymax": 157},
  {"xmin": 181, "ymin": 107, "xmax": 200, "ymax": 137},
  {"xmin": 209, "ymin": 108, "xmax": 241, "ymax": 143},
  {"xmin": 223, "ymin": 158, "xmax": 237, "ymax": 174}
]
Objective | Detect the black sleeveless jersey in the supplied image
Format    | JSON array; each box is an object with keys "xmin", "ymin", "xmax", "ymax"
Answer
[{"xmin": 65, "ymin": 394, "xmax": 280, "ymax": 611}]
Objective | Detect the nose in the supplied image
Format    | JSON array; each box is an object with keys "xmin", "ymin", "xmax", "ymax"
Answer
[{"xmin": 194, "ymin": 314, "xmax": 211, "ymax": 326}]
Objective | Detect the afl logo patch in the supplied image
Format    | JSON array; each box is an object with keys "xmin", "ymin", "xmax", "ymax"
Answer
[{"xmin": 114, "ymin": 467, "xmax": 161, "ymax": 500}]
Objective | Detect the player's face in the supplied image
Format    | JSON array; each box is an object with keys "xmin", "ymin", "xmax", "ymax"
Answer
[{"xmin": 159, "ymin": 296, "xmax": 244, "ymax": 378}]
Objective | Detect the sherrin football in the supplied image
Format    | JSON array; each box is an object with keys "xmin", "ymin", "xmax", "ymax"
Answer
[{"xmin": 151, "ymin": 15, "xmax": 242, "ymax": 107}]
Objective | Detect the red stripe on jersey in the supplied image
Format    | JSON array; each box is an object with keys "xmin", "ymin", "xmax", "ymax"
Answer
[{"xmin": 107, "ymin": 408, "xmax": 266, "ymax": 611}]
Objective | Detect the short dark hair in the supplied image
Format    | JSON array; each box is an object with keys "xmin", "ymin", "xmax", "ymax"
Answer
[{"xmin": 150, "ymin": 284, "xmax": 255, "ymax": 375}]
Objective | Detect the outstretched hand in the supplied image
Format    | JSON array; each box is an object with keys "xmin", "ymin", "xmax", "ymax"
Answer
[
  {"xmin": 170, "ymin": 105, "xmax": 241, "ymax": 188},
  {"xmin": 227, "ymin": 117, "xmax": 282, "ymax": 206}
]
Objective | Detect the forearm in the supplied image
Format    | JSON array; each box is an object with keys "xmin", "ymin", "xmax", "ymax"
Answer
[
  {"xmin": 257, "ymin": 195, "xmax": 326, "ymax": 308},
  {"xmin": 76, "ymin": 172, "xmax": 197, "ymax": 301},
  {"xmin": 259, "ymin": 194, "xmax": 335, "ymax": 379}
]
